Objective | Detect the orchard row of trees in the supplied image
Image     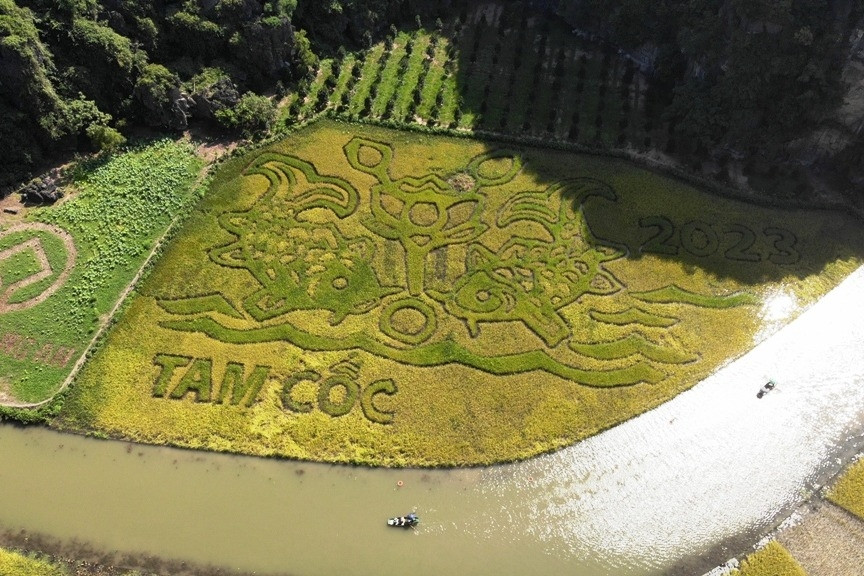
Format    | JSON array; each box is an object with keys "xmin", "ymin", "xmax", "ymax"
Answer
[
  {"xmin": 557, "ymin": 0, "xmax": 863, "ymax": 158},
  {"xmin": 2, "ymin": 0, "xmax": 862, "ymax": 201}
]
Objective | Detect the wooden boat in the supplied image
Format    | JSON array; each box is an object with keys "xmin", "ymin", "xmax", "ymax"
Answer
[
  {"xmin": 387, "ymin": 512, "xmax": 419, "ymax": 527},
  {"xmin": 757, "ymin": 380, "xmax": 776, "ymax": 399}
]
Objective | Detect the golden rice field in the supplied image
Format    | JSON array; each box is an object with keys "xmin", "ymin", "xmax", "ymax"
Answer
[
  {"xmin": 55, "ymin": 120, "xmax": 864, "ymax": 466},
  {"xmin": 828, "ymin": 457, "xmax": 864, "ymax": 520},
  {"xmin": 732, "ymin": 541, "xmax": 808, "ymax": 576}
]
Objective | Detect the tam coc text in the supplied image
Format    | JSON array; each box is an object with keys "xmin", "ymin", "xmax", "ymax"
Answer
[{"xmin": 151, "ymin": 353, "xmax": 397, "ymax": 423}]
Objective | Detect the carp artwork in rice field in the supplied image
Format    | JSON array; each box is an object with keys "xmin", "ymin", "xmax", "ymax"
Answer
[{"xmin": 59, "ymin": 121, "xmax": 864, "ymax": 466}]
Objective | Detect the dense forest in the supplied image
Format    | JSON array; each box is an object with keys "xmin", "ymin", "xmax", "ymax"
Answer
[{"xmin": 1, "ymin": 0, "xmax": 862, "ymax": 203}]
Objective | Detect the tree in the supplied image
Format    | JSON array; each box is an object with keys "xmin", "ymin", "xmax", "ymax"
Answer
[
  {"xmin": 133, "ymin": 63, "xmax": 192, "ymax": 130},
  {"xmin": 86, "ymin": 123, "xmax": 126, "ymax": 152},
  {"xmin": 215, "ymin": 92, "xmax": 277, "ymax": 138},
  {"xmin": 66, "ymin": 17, "xmax": 143, "ymax": 114}
]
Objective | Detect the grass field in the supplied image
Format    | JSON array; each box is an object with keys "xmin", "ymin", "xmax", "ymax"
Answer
[
  {"xmin": 0, "ymin": 140, "xmax": 202, "ymax": 406},
  {"xmin": 54, "ymin": 120, "xmax": 864, "ymax": 466}
]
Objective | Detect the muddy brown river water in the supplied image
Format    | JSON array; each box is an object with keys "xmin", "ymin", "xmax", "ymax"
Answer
[{"xmin": 2, "ymin": 267, "xmax": 864, "ymax": 576}]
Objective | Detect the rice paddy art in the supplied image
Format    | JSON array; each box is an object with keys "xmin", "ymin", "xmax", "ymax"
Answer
[
  {"xmin": 59, "ymin": 121, "xmax": 864, "ymax": 466},
  {"xmin": 156, "ymin": 137, "xmax": 710, "ymax": 389},
  {"xmin": 0, "ymin": 223, "xmax": 76, "ymax": 314}
]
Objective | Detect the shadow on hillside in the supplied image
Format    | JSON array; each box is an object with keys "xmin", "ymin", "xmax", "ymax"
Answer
[
  {"xmin": 436, "ymin": 2, "xmax": 864, "ymax": 287},
  {"xmin": 291, "ymin": 1, "xmax": 864, "ymax": 287}
]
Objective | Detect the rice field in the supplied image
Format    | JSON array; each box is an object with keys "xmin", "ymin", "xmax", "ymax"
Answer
[
  {"xmin": 55, "ymin": 120, "xmax": 864, "ymax": 467},
  {"xmin": 0, "ymin": 141, "xmax": 202, "ymax": 407}
]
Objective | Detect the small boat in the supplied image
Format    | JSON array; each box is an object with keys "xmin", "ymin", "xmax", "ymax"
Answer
[
  {"xmin": 756, "ymin": 380, "xmax": 776, "ymax": 399},
  {"xmin": 387, "ymin": 512, "xmax": 419, "ymax": 527}
]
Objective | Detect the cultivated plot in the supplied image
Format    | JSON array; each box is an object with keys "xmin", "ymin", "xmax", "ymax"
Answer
[
  {"xmin": 58, "ymin": 121, "xmax": 864, "ymax": 466},
  {"xmin": 0, "ymin": 141, "xmax": 202, "ymax": 405}
]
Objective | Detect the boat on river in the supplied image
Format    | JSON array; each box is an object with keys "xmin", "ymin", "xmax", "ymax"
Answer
[
  {"xmin": 387, "ymin": 513, "xmax": 419, "ymax": 527},
  {"xmin": 756, "ymin": 380, "xmax": 776, "ymax": 399}
]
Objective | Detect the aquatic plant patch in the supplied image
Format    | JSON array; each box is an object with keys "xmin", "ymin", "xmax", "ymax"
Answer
[
  {"xmin": 0, "ymin": 548, "xmax": 64, "ymax": 576},
  {"xmin": 0, "ymin": 140, "xmax": 202, "ymax": 405},
  {"xmin": 57, "ymin": 120, "xmax": 864, "ymax": 466}
]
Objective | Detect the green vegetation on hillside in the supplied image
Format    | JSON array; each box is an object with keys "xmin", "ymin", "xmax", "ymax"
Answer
[{"xmin": 3, "ymin": 1, "xmax": 862, "ymax": 205}]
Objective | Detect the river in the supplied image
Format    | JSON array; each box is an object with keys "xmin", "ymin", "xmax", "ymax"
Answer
[{"xmin": 2, "ymin": 266, "xmax": 864, "ymax": 576}]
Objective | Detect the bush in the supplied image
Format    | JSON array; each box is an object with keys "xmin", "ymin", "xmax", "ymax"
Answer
[
  {"xmin": 293, "ymin": 29, "xmax": 319, "ymax": 79},
  {"xmin": 133, "ymin": 64, "xmax": 186, "ymax": 129},
  {"xmin": 215, "ymin": 92, "xmax": 277, "ymax": 138},
  {"xmin": 86, "ymin": 123, "xmax": 126, "ymax": 152}
]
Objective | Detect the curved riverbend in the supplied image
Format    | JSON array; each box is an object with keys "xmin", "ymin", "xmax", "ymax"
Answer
[{"xmin": 2, "ymin": 267, "xmax": 864, "ymax": 575}]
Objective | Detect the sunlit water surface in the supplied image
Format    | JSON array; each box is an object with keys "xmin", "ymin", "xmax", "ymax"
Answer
[{"xmin": 2, "ymin": 267, "xmax": 864, "ymax": 575}]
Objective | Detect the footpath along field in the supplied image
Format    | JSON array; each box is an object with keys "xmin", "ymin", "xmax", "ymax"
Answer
[
  {"xmin": 0, "ymin": 141, "xmax": 202, "ymax": 408},
  {"xmin": 54, "ymin": 120, "xmax": 864, "ymax": 466}
]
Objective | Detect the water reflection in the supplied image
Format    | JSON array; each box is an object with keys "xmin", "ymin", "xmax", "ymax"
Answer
[
  {"xmin": 480, "ymin": 265, "xmax": 864, "ymax": 573},
  {"xmin": 1, "ymin": 268, "xmax": 863, "ymax": 576}
]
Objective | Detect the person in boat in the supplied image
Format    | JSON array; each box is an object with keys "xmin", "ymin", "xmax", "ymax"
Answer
[{"xmin": 757, "ymin": 380, "xmax": 776, "ymax": 398}]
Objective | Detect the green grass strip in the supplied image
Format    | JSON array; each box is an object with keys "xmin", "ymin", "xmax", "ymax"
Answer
[
  {"xmin": 416, "ymin": 36, "xmax": 449, "ymax": 119},
  {"xmin": 575, "ymin": 51, "xmax": 603, "ymax": 143},
  {"xmin": 526, "ymin": 33, "xmax": 567, "ymax": 134},
  {"xmin": 392, "ymin": 33, "xmax": 431, "ymax": 121},
  {"xmin": 436, "ymin": 66, "xmax": 460, "ymax": 126},
  {"xmin": 371, "ymin": 33, "xmax": 410, "ymax": 118},
  {"xmin": 278, "ymin": 92, "xmax": 300, "ymax": 124},
  {"xmin": 459, "ymin": 22, "xmax": 500, "ymax": 129},
  {"xmin": 555, "ymin": 48, "xmax": 587, "ymax": 139},
  {"xmin": 329, "ymin": 53, "xmax": 357, "ymax": 109},
  {"xmin": 505, "ymin": 30, "xmax": 543, "ymax": 132},
  {"xmin": 347, "ymin": 44, "xmax": 386, "ymax": 118},
  {"xmin": 598, "ymin": 59, "xmax": 625, "ymax": 146},
  {"xmin": 479, "ymin": 27, "xmax": 521, "ymax": 130},
  {"xmin": 631, "ymin": 285, "xmax": 760, "ymax": 308},
  {"xmin": 298, "ymin": 59, "xmax": 333, "ymax": 119}
]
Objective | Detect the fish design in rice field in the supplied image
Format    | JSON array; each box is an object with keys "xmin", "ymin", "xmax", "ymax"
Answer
[{"xmin": 157, "ymin": 137, "xmax": 757, "ymax": 388}]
